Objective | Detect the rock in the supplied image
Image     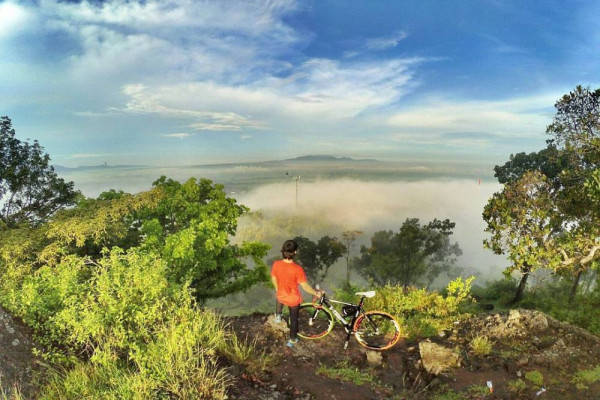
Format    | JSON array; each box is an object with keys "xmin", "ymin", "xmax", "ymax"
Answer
[
  {"xmin": 419, "ymin": 341, "xmax": 460, "ymax": 375},
  {"xmin": 11, "ymin": 339, "xmax": 19, "ymax": 347},
  {"xmin": 516, "ymin": 356, "xmax": 529, "ymax": 367},
  {"xmin": 527, "ymin": 312, "xmax": 549, "ymax": 332},
  {"xmin": 265, "ymin": 315, "xmax": 289, "ymax": 337},
  {"xmin": 366, "ymin": 350, "xmax": 383, "ymax": 367}
]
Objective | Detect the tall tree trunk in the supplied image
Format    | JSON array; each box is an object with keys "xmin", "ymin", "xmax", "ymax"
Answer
[
  {"xmin": 512, "ymin": 269, "xmax": 530, "ymax": 304},
  {"xmin": 569, "ymin": 269, "xmax": 583, "ymax": 304}
]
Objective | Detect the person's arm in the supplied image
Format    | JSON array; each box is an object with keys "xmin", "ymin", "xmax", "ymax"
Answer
[
  {"xmin": 271, "ymin": 275, "xmax": 278, "ymax": 291},
  {"xmin": 300, "ymin": 281, "xmax": 323, "ymax": 297}
]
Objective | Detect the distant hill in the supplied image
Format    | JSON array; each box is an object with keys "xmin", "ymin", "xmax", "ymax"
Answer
[
  {"xmin": 55, "ymin": 164, "xmax": 145, "ymax": 172},
  {"xmin": 284, "ymin": 155, "xmax": 377, "ymax": 162}
]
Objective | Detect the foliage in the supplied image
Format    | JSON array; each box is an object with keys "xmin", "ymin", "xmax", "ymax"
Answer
[
  {"xmin": 0, "ymin": 116, "xmax": 77, "ymax": 228},
  {"xmin": 507, "ymin": 379, "xmax": 527, "ymax": 393},
  {"xmin": 524, "ymin": 370, "xmax": 544, "ymax": 387},
  {"xmin": 340, "ymin": 277, "xmax": 474, "ymax": 339},
  {"xmin": 572, "ymin": 365, "xmax": 600, "ymax": 390},
  {"xmin": 469, "ymin": 335, "xmax": 492, "ymax": 356},
  {"xmin": 316, "ymin": 361, "xmax": 378, "ymax": 387},
  {"xmin": 293, "ymin": 235, "xmax": 346, "ymax": 283},
  {"xmin": 0, "ymin": 175, "xmax": 273, "ymax": 398},
  {"xmin": 487, "ymin": 86, "xmax": 600, "ymax": 303},
  {"xmin": 354, "ymin": 218, "xmax": 462, "ymax": 288}
]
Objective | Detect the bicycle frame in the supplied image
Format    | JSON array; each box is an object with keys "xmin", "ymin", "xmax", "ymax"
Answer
[
  {"xmin": 312, "ymin": 294, "xmax": 384, "ymax": 349},
  {"xmin": 315, "ymin": 295, "xmax": 365, "ymax": 334}
]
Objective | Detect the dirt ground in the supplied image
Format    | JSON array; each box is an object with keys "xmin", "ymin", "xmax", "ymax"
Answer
[
  {"xmin": 0, "ymin": 306, "xmax": 40, "ymax": 399},
  {"xmin": 225, "ymin": 311, "xmax": 600, "ymax": 400},
  {"xmin": 2, "ymin": 307, "xmax": 599, "ymax": 399}
]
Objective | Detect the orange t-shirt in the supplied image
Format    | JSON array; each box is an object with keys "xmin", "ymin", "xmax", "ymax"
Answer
[{"xmin": 271, "ymin": 260, "xmax": 307, "ymax": 306}]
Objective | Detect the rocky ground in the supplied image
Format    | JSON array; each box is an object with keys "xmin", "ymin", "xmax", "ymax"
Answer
[
  {"xmin": 2, "ymin": 306, "xmax": 600, "ymax": 399},
  {"xmin": 226, "ymin": 309, "xmax": 600, "ymax": 400},
  {"xmin": 0, "ymin": 306, "xmax": 40, "ymax": 399}
]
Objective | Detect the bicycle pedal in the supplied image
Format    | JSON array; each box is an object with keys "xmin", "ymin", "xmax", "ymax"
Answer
[{"xmin": 308, "ymin": 318, "xmax": 313, "ymax": 326}]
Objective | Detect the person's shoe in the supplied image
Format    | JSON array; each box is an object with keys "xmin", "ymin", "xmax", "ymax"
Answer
[
  {"xmin": 286, "ymin": 338, "xmax": 299, "ymax": 348},
  {"xmin": 274, "ymin": 314, "xmax": 282, "ymax": 323}
]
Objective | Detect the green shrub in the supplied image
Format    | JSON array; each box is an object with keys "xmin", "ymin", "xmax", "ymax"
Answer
[
  {"xmin": 362, "ymin": 277, "xmax": 475, "ymax": 339},
  {"xmin": 525, "ymin": 370, "xmax": 544, "ymax": 387},
  {"xmin": 572, "ymin": 365, "xmax": 600, "ymax": 390},
  {"xmin": 507, "ymin": 379, "xmax": 527, "ymax": 393},
  {"xmin": 469, "ymin": 335, "xmax": 493, "ymax": 356},
  {"xmin": 316, "ymin": 361, "xmax": 378, "ymax": 387}
]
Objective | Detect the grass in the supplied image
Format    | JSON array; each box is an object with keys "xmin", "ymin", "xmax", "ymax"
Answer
[
  {"xmin": 524, "ymin": 370, "xmax": 544, "ymax": 387},
  {"xmin": 466, "ymin": 384, "xmax": 490, "ymax": 396},
  {"xmin": 431, "ymin": 387, "xmax": 466, "ymax": 400},
  {"xmin": 507, "ymin": 379, "xmax": 527, "ymax": 394},
  {"xmin": 572, "ymin": 364, "xmax": 600, "ymax": 390},
  {"xmin": 469, "ymin": 335, "xmax": 493, "ymax": 356},
  {"xmin": 0, "ymin": 382, "xmax": 25, "ymax": 400},
  {"xmin": 316, "ymin": 361, "xmax": 378, "ymax": 387}
]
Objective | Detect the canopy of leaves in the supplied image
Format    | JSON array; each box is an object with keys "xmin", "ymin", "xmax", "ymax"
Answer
[
  {"xmin": 0, "ymin": 116, "xmax": 77, "ymax": 228},
  {"xmin": 354, "ymin": 218, "xmax": 462, "ymax": 288},
  {"xmin": 486, "ymin": 86, "xmax": 600, "ymax": 297},
  {"xmin": 0, "ymin": 176, "xmax": 270, "ymax": 303},
  {"xmin": 292, "ymin": 235, "xmax": 346, "ymax": 283},
  {"xmin": 483, "ymin": 171, "xmax": 559, "ymax": 275}
]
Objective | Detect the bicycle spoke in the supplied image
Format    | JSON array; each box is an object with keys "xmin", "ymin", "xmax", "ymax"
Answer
[
  {"xmin": 297, "ymin": 304, "xmax": 333, "ymax": 339},
  {"xmin": 355, "ymin": 312, "xmax": 400, "ymax": 350}
]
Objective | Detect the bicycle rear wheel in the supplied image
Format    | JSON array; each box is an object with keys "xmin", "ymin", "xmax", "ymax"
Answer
[
  {"xmin": 296, "ymin": 304, "xmax": 334, "ymax": 339},
  {"xmin": 354, "ymin": 311, "xmax": 401, "ymax": 350}
]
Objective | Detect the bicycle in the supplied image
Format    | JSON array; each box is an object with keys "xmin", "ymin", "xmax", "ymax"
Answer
[{"xmin": 290, "ymin": 289, "xmax": 402, "ymax": 351}]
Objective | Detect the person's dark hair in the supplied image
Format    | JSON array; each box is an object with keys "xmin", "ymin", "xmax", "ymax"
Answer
[{"xmin": 281, "ymin": 239, "xmax": 298, "ymax": 260}]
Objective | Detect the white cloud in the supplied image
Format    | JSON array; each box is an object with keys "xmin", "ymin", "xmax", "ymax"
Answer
[
  {"xmin": 365, "ymin": 31, "xmax": 408, "ymax": 50},
  {"xmin": 387, "ymin": 93, "xmax": 559, "ymax": 138},
  {"xmin": 116, "ymin": 57, "xmax": 422, "ymax": 133},
  {"xmin": 0, "ymin": 2, "xmax": 31, "ymax": 38},
  {"xmin": 162, "ymin": 132, "xmax": 192, "ymax": 138}
]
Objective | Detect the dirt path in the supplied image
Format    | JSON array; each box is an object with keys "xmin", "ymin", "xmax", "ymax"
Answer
[{"xmin": 0, "ymin": 306, "xmax": 39, "ymax": 398}]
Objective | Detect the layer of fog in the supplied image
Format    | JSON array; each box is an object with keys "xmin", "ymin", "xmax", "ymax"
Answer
[{"xmin": 236, "ymin": 179, "xmax": 507, "ymax": 280}]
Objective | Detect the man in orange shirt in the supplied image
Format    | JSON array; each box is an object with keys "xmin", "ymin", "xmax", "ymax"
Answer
[{"xmin": 271, "ymin": 239, "xmax": 323, "ymax": 347}]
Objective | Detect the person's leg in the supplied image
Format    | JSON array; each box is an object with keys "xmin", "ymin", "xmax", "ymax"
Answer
[
  {"xmin": 275, "ymin": 301, "xmax": 283, "ymax": 323},
  {"xmin": 289, "ymin": 305, "xmax": 299, "ymax": 340}
]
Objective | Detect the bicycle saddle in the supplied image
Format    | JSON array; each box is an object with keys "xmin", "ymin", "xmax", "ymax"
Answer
[{"xmin": 355, "ymin": 291, "xmax": 376, "ymax": 298}]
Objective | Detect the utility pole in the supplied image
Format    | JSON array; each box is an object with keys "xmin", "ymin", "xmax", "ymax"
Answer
[
  {"xmin": 295, "ymin": 175, "xmax": 301, "ymax": 209},
  {"xmin": 341, "ymin": 230, "xmax": 362, "ymax": 286}
]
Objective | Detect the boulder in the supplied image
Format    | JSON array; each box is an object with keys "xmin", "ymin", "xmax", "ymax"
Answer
[
  {"xmin": 366, "ymin": 350, "xmax": 383, "ymax": 367},
  {"xmin": 265, "ymin": 315, "xmax": 289, "ymax": 337},
  {"xmin": 419, "ymin": 341, "xmax": 460, "ymax": 375}
]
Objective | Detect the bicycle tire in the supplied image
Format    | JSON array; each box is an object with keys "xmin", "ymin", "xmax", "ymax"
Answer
[
  {"xmin": 353, "ymin": 311, "xmax": 401, "ymax": 350},
  {"xmin": 295, "ymin": 303, "xmax": 334, "ymax": 340}
]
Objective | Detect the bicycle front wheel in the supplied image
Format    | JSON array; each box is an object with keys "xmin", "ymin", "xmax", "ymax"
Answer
[
  {"xmin": 296, "ymin": 303, "xmax": 334, "ymax": 340},
  {"xmin": 354, "ymin": 311, "xmax": 401, "ymax": 350}
]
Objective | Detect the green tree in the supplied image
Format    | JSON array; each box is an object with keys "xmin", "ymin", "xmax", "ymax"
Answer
[
  {"xmin": 487, "ymin": 86, "xmax": 600, "ymax": 302},
  {"xmin": 140, "ymin": 177, "xmax": 270, "ymax": 302},
  {"xmin": 0, "ymin": 116, "xmax": 77, "ymax": 228},
  {"xmin": 293, "ymin": 235, "xmax": 346, "ymax": 284},
  {"xmin": 483, "ymin": 171, "xmax": 560, "ymax": 303},
  {"xmin": 354, "ymin": 218, "xmax": 462, "ymax": 288}
]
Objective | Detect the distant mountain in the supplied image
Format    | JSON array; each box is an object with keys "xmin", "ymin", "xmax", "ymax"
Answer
[
  {"xmin": 283, "ymin": 155, "xmax": 377, "ymax": 162},
  {"xmin": 55, "ymin": 164, "xmax": 145, "ymax": 172}
]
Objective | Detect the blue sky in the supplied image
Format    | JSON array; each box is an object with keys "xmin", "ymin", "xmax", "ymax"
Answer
[{"xmin": 1, "ymin": 0, "xmax": 598, "ymax": 166}]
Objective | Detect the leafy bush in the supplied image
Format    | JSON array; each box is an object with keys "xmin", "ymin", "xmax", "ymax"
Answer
[
  {"xmin": 469, "ymin": 336, "xmax": 492, "ymax": 356},
  {"xmin": 524, "ymin": 370, "xmax": 544, "ymax": 387},
  {"xmin": 572, "ymin": 365, "xmax": 600, "ymax": 390},
  {"xmin": 336, "ymin": 277, "xmax": 474, "ymax": 339},
  {"xmin": 0, "ymin": 178, "xmax": 272, "ymax": 399}
]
